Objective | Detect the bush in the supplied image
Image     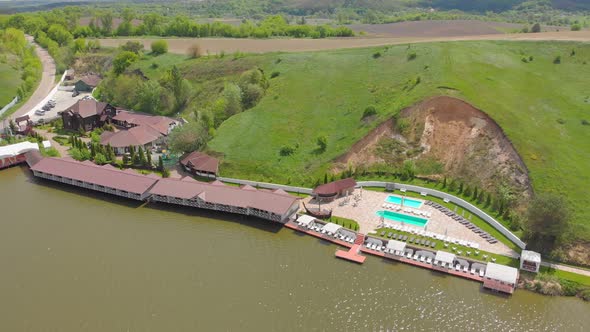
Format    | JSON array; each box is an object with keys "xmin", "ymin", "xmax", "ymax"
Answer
[
  {"xmin": 316, "ymin": 135, "xmax": 327, "ymax": 152},
  {"xmin": 571, "ymin": 24, "xmax": 582, "ymax": 31},
  {"xmin": 151, "ymin": 40, "xmax": 168, "ymax": 55},
  {"xmin": 279, "ymin": 145, "xmax": 295, "ymax": 156},
  {"xmin": 580, "ymin": 288, "xmax": 590, "ymax": 301},
  {"xmin": 362, "ymin": 105, "xmax": 377, "ymax": 118},
  {"xmin": 553, "ymin": 56, "xmax": 561, "ymax": 64},
  {"xmin": 407, "ymin": 51, "xmax": 417, "ymax": 61},
  {"xmin": 270, "ymin": 71, "xmax": 280, "ymax": 78},
  {"xmin": 531, "ymin": 23, "xmax": 541, "ymax": 33},
  {"xmin": 582, "ymin": 119, "xmax": 590, "ymax": 126},
  {"xmin": 372, "ymin": 51, "xmax": 381, "ymax": 59}
]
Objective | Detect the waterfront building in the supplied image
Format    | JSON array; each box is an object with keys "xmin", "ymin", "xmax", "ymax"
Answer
[
  {"xmin": 0, "ymin": 141, "xmax": 39, "ymax": 169},
  {"xmin": 520, "ymin": 250, "xmax": 541, "ymax": 273},
  {"xmin": 61, "ymin": 99, "xmax": 116, "ymax": 132},
  {"xmin": 312, "ymin": 178, "xmax": 357, "ymax": 202},
  {"xmin": 30, "ymin": 157, "xmax": 159, "ymax": 200},
  {"xmin": 179, "ymin": 152, "xmax": 219, "ymax": 178},
  {"xmin": 149, "ymin": 177, "xmax": 300, "ymax": 223},
  {"xmin": 483, "ymin": 262, "xmax": 518, "ymax": 294}
]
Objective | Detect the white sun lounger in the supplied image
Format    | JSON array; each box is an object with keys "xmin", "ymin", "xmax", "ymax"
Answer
[
  {"xmin": 406, "ymin": 252, "xmax": 411, "ymax": 259},
  {"xmin": 479, "ymin": 270, "xmax": 484, "ymax": 277},
  {"xmin": 463, "ymin": 266, "xmax": 468, "ymax": 273},
  {"xmin": 455, "ymin": 265, "xmax": 460, "ymax": 271},
  {"xmin": 470, "ymin": 268, "xmax": 476, "ymax": 274},
  {"xmin": 420, "ymin": 256, "xmax": 425, "ymax": 262},
  {"xmin": 426, "ymin": 258, "xmax": 432, "ymax": 264},
  {"xmin": 413, "ymin": 254, "xmax": 419, "ymax": 260}
]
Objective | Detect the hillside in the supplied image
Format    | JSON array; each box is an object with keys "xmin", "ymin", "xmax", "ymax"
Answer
[{"xmin": 204, "ymin": 41, "xmax": 590, "ymax": 242}]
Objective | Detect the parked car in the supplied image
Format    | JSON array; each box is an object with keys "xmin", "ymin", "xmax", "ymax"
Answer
[
  {"xmin": 81, "ymin": 95, "xmax": 93, "ymax": 101},
  {"xmin": 34, "ymin": 109, "xmax": 45, "ymax": 116}
]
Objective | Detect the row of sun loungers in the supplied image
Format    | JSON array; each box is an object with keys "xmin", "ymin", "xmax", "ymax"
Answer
[
  {"xmin": 382, "ymin": 203, "xmax": 432, "ymax": 218},
  {"xmin": 425, "ymin": 201, "xmax": 499, "ymax": 244},
  {"xmin": 298, "ymin": 222, "xmax": 357, "ymax": 244}
]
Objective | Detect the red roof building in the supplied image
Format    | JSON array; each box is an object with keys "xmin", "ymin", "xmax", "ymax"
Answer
[
  {"xmin": 179, "ymin": 152, "xmax": 219, "ymax": 177},
  {"xmin": 30, "ymin": 157, "xmax": 158, "ymax": 200},
  {"xmin": 312, "ymin": 178, "xmax": 357, "ymax": 202},
  {"xmin": 149, "ymin": 178, "xmax": 300, "ymax": 222},
  {"xmin": 101, "ymin": 111, "xmax": 180, "ymax": 155}
]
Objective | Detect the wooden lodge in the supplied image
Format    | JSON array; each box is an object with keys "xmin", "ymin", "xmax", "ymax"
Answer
[
  {"xmin": 28, "ymin": 156, "xmax": 300, "ymax": 223},
  {"xmin": 149, "ymin": 178, "xmax": 299, "ymax": 223},
  {"xmin": 179, "ymin": 152, "xmax": 219, "ymax": 178}
]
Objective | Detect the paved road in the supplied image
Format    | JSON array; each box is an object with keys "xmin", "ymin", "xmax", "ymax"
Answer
[{"xmin": 1, "ymin": 35, "xmax": 56, "ymax": 126}]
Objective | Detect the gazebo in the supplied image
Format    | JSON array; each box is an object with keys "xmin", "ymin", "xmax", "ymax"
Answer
[
  {"xmin": 386, "ymin": 240, "xmax": 407, "ymax": 255},
  {"xmin": 296, "ymin": 215, "xmax": 315, "ymax": 227},
  {"xmin": 321, "ymin": 223, "xmax": 342, "ymax": 235},
  {"xmin": 434, "ymin": 251, "xmax": 456, "ymax": 268},
  {"xmin": 520, "ymin": 250, "xmax": 541, "ymax": 273}
]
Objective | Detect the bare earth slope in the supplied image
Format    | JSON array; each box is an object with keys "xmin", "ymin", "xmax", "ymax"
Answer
[{"xmin": 335, "ymin": 96, "xmax": 532, "ymax": 198}]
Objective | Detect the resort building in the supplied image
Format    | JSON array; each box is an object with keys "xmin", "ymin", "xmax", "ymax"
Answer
[
  {"xmin": 74, "ymin": 74, "xmax": 102, "ymax": 92},
  {"xmin": 0, "ymin": 141, "xmax": 39, "ymax": 169},
  {"xmin": 312, "ymin": 178, "xmax": 357, "ymax": 202},
  {"xmin": 148, "ymin": 177, "xmax": 300, "ymax": 223},
  {"xmin": 14, "ymin": 115, "xmax": 33, "ymax": 135},
  {"xmin": 520, "ymin": 250, "xmax": 541, "ymax": 273},
  {"xmin": 30, "ymin": 157, "xmax": 159, "ymax": 200},
  {"xmin": 111, "ymin": 110, "xmax": 179, "ymax": 134},
  {"xmin": 101, "ymin": 110, "xmax": 180, "ymax": 155},
  {"xmin": 179, "ymin": 152, "xmax": 219, "ymax": 177},
  {"xmin": 61, "ymin": 99, "xmax": 117, "ymax": 132},
  {"xmin": 483, "ymin": 262, "xmax": 519, "ymax": 294}
]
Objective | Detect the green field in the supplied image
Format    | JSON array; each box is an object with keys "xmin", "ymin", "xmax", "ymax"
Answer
[{"xmin": 201, "ymin": 41, "xmax": 590, "ymax": 239}]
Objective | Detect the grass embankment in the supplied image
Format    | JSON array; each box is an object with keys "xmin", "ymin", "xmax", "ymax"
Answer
[
  {"xmin": 201, "ymin": 41, "xmax": 590, "ymax": 241},
  {"xmin": 0, "ymin": 62, "xmax": 21, "ymax": 108}
]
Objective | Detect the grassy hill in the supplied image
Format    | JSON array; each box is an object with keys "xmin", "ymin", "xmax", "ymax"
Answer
[
  {"xmin": 0, "ymin": 61, "xmax": 20, "ymax": 108},
  {"xmin": 202, "ymin": 41, "xmax": 590, "ymax": 240}
]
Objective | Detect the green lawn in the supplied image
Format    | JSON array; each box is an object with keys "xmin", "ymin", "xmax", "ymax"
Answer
[
  {"xmin": 206, "ymin": 41, "xmax": 590, "ymax": 241},
  {"xmin": 0, "ymin": 62, "xmax": 21, "ymax": 108}
]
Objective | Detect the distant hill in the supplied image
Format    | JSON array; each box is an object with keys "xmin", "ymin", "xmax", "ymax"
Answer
[{"xmin": 1, "ymin": 0, "xmax": 589, "ymax": 14}]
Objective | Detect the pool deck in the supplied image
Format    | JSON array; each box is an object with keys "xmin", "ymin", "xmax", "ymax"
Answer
[
  {"xmin": 302, "ymin": 189, "xmax": 515, "ymax": 256},
  {"xmin": 284, "ymin": 221, "xmax": 484, "ymax": 284}
]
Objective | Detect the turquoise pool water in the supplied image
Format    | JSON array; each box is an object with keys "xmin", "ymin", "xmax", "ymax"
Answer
[
  {"xmin": 376, "ymin": 210, "xmax": 429, "ymax": 227},
  {"xmin": 385, "ymin": 195, "xmax": 423, "ymax": 208}
]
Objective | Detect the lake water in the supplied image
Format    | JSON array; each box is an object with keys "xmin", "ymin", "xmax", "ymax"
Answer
[{"xmin": 1, "ymin": 166, "xmax": 589, "ymax": 331}]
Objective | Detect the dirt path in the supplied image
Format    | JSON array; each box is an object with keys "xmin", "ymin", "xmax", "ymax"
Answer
[
  {"xmin": 98, "ymin": 30, "xmax": 590, "ymax": 55},
  {"xmin": 541, "ymin": 261, "xmax": 590, "ymax": 277},
  {"xmin": 4, "ymin": 36, "xmax": 57, "ymax": 122}
]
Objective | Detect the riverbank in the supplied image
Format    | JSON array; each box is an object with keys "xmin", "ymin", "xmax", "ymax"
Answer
[{"xmin": 3, "ymin": 166, "xmax": 589, "ymax": 330}]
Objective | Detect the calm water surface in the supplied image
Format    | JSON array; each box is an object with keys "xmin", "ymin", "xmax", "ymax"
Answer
[{"xmin": 1, "ymin": 167, "xmax": 588, "ymax": 331}]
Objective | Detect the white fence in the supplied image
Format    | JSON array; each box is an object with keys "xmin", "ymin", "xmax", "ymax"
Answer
[
  {"xmin": 217, "ymin": 177, "xmax": 313, "ymax": 195},
  {"xmin": 0, "ymin": 96, "xmax": 19, "ymax": 117},
  {"xmin": 357, "ymin": 181, "xmax": 526, "ymax": 249}
]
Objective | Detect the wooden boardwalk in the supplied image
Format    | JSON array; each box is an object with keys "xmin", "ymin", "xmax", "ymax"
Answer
[{"xmin": 284, "ymin": 221, "xmax": 484, "ymax": 284}]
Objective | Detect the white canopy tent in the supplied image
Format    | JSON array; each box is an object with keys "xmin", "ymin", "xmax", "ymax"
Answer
[
  {"xmin": 296, "ymin": 214, "xmax": 316, "ymax": 227},
  {"xmin": 485, "ymin": 262, "xmax": 518, "ymax": 285},
  {"xmin": 435, "ymin": 251, "xmax": 456, "ymax": 266},
  {"xmin": 0, "ymin": 141, "xmax": 38, "ymax": 159},
  {"xmin": 322, "ymin": 223, "xmax": 342, "ymax": 234},
  {"xmin": 387, "ymin": 240, "xmax": 406, "ymax": 254}
]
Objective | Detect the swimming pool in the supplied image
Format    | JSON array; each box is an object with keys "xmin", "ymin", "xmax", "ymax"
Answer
[
  {"xmin": 376, "ymin": 210, "xmax": 429, "ymax": 227},
  {"xmin": 385, "ymin": 195, "xmax": 423, "ymax": 209}
]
